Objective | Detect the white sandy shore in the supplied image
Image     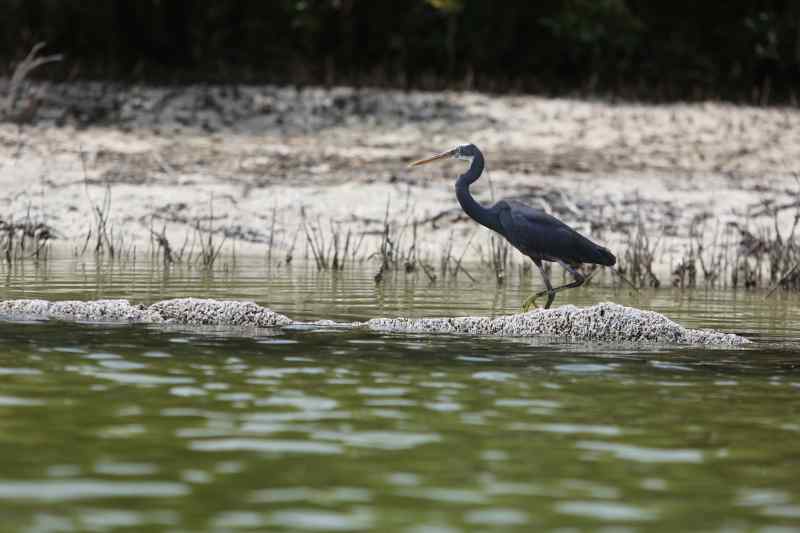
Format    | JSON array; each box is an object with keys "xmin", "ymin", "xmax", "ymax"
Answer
[{"xmin": 1, "ymin": 83, "xmax": 798, "ymax": 277}]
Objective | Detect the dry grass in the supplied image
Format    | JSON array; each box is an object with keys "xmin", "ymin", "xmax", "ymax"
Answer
[
  {"xmin": 301, "ymin": 211, "xmax": 363, "ymax": 272},
  {"xmin": 7, "ymin": 157, "xmax": 800, "ymax": 299},
  {"xmin": 661, "ymin": 188, "xmax": 800, "ymax": 296},
  {"xmin": 0, "ymin": 218, "xmax": 54, "ymax": 266},
  {"xmin": 618, "ymin": 217, "xmax": 661, "ymax": 289},
  {"xmin": 372, "ymin": 201, "xmax": 432, "ymax": 283}
]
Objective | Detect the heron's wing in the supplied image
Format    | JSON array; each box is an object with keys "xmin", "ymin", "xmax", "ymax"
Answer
[{"xmin": 497, "ymin": 200, "xmax": 615, "ymax": 266}]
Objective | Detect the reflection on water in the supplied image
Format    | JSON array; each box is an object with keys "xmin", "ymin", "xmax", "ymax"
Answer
[{"xmin": 0, "ymin": 258, "xmax": 800, "ymax": 532}]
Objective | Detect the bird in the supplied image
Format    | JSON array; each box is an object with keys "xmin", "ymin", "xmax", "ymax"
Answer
[{"xmin": 408, "ymin": 144, "xmax": 615, "ymax": 310}]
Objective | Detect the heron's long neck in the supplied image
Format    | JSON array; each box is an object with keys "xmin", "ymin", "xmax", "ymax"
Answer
[{"xmin": 455, "ymin": 152, "xmax": 500, "ymax": 232}]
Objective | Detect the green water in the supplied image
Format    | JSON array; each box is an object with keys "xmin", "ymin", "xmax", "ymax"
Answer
[{"xmin": 1, "ymin": 258, "xmax": 799, "ymax": 532}]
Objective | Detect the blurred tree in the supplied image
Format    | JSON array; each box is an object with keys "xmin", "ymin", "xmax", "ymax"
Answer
[
  {"xmin": 539, "ymin": 0, "xmax": 643, "ymax": 90},
  {"xmin": 426, "ymin": 0, "xmax": 462, "ymax": 13},
  {"xmin": 426, "ymin": 0, "xmax": 464, "ymax": 79},
  {"xmin": 0, "ymin": 0, "xmax": 797, "ymax": 102}
]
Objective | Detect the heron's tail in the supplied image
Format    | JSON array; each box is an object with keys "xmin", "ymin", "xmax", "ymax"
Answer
[
  {"xmin": 570, "ymin": 232, "xmax": 617, "ymax": 267},
  {"xmin": 593, "ymin": 246, "xmax": 616, "ymax": 267}
]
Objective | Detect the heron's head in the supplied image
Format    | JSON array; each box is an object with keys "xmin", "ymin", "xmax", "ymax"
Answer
[{"xmin": 407, "ymin": 144, "xmax": 479, "ymax": 168}]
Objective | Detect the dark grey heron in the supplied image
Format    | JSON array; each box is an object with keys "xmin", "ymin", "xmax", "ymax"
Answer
[{"xmin": 409, "ymin": 144, "xmax": 615, "ymax": 310}]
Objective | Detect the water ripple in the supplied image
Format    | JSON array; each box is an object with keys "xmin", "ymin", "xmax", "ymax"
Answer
[
  {"xmin": 212, "ymin": 511, "xmax": 265, "ymax": 529},
  {"xmin": 253, "ymin": 367, "xmax": 327, "ymax": 378},
  {"xmin": 555, "ymin": 363, "xmax": 616, "ymax": 373},
  {"xmin": 250, "ymin": 487, "xmax": 371, "ymax": 504},
  {"xmin": 472, "ymin": 371, "xmax": 516, "ymax": 382},
  {"xmin": 577, "ymin": 441, "xmax": 704, "ymax": 463},
  {"xmin": 0, "ymin": 395, "xmax": 43, "ymax": 406},
  {"xmin": 555, "ymin": 500, "xmax": 657, "ymax": 521},
  {"xmin": 0, "ymin": 367, "xmax": 41, "ymax": 376},
  {"xmin": 90, "ymin": 371, "xmax": 194, "ymax": 385},
  {"xmin": 267, "ymin": 508, "xmax": 374, "ymax": 531},
  {"xmin": 257, "ymin": 394, "xmax": 337, "ymax": 410},
  {"xmin": 357, "ymin": 387, "xmax": 408, "ymax": 396},
  {"xmin": 93, "ymin": 462, "xmax": 159, "ymax": 476},
  {"xmin": 0, "ymin": 479, "xmax": 188, "ymax": 500},
  {"xmin": 313, "ymin": 430, "xmax": 440, "ymax": 450},
  {"xmin": 189, "ymin": 439, "xmax": 342, "ymax": 454},
  {"xmin": 495, "ymin": 398, "xmax": 560, "ymax": 409},
  {"xmin": 402, "ymin": 488, "xmax": 488, "ymax": 504},
  {"xmin": 464, "ymin": 508, "xmax": 529, "ymax": 526},
  {"xmin": 529, "ymin": 423, "xmax": 623, "ymax": 436}
]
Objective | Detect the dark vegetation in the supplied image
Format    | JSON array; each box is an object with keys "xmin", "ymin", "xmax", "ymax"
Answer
[{"xmin": 2, "ymin": 0, "xmax": 800, "ymax": 103}]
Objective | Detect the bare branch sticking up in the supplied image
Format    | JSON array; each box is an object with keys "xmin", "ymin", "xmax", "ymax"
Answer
[{"xmin": 2, "ymin": 42, "xmax": 62, "ymax": 123}]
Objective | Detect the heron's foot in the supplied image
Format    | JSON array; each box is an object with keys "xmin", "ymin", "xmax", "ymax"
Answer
[
  {"xmin": 521, "ymin": 294, "xmax": 539, "ymax": 313},
  {"xmin": 522, "ymin": 289, "xmax": 557, "ymax": 312}
]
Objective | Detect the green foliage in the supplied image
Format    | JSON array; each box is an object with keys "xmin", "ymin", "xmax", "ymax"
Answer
[
  {"xmin": 540, "ymin": 0, "xmax": 642, "ymax": 53},
  {"xmin": 0, "ymin": 0, "xmax": 798, "ymax": 101},
  {"xmin": 426, "ymin": 0, "xmax": 464, "ymax": 14}
]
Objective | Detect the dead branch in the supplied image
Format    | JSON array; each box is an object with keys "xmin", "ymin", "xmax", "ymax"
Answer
[{"xmin": 3, "ymin": 42, "xmax": 62, "ymax": 122}]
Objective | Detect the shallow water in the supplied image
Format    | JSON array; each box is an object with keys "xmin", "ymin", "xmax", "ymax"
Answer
[{"xmin": 1, "ymin": 258, "xmax": 799, "ymax": 532}]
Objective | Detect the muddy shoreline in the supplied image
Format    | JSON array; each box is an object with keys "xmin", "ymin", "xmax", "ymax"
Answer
[{"xmin": 1, "ymin": 82, "xmax": 799, "ymax": 288}]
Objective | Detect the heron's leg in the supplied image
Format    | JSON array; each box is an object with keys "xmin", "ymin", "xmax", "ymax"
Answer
[
  {"xmin": 546, "ymin": 261, "xmax": 586, "ymax": 298},
  {"xmin": 526, "ymin": 262, "xmax": 586, "ymax": 310},
  {"xmin": 522, "ymin": 259, "xmax": 554, "ymax": 312}
]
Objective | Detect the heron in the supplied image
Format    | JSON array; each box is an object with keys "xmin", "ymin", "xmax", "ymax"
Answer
[{"xmin": 408, "ymin": 144, "xmax": 615, "ymax": 310}]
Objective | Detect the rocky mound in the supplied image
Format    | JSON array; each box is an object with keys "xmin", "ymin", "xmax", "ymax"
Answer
[
  {"xmin": 366, "ymin": 302, "xmax": 749, "ymax": 345},
  {"xmin": 0, "ymin": 299, "xmax": 749, "ymax": 345},
  {"xmin": 0, "ymin": 298, "xmax": 291, "ymax": 328}
]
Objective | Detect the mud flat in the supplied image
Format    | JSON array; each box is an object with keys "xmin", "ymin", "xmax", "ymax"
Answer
[
  {"xmin": 0, "ymin": 297, "xmax": 749, "ymax": 345},
  {"xmin": 1, "ymin": 83, "xmax": 799, "ymax": 277}
]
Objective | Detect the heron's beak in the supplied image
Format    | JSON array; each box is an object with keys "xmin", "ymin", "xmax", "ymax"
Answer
[{"xmin": 407, "ymin": 148, "xmax": 457, "ymax": 168}]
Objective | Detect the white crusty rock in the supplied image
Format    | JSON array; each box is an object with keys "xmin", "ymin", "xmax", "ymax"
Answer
[
  {"xmin": 0, "ymin": 298, "xmax": 290, "ymax": 327},
  {"xmin": 365, "ymin": 302, "xmax": 750, "ymax": 345},
  {"xmin": 147, "ymin": 298, "xmax": 292, "ymax": 327},
  {"xmin": 0, "ymin": 299, "xmax": 52, "ymax": 317},
  {"xmin": 0, "ymin": 298, "xmax": 155, "ymax": 322},
  {"xmin": 48, "ymin": 299, "xmax": 154, "ymax": 322},
  {"xmin": 0, "ymin": 298, "xmax": 748, "ymax": 345}
]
